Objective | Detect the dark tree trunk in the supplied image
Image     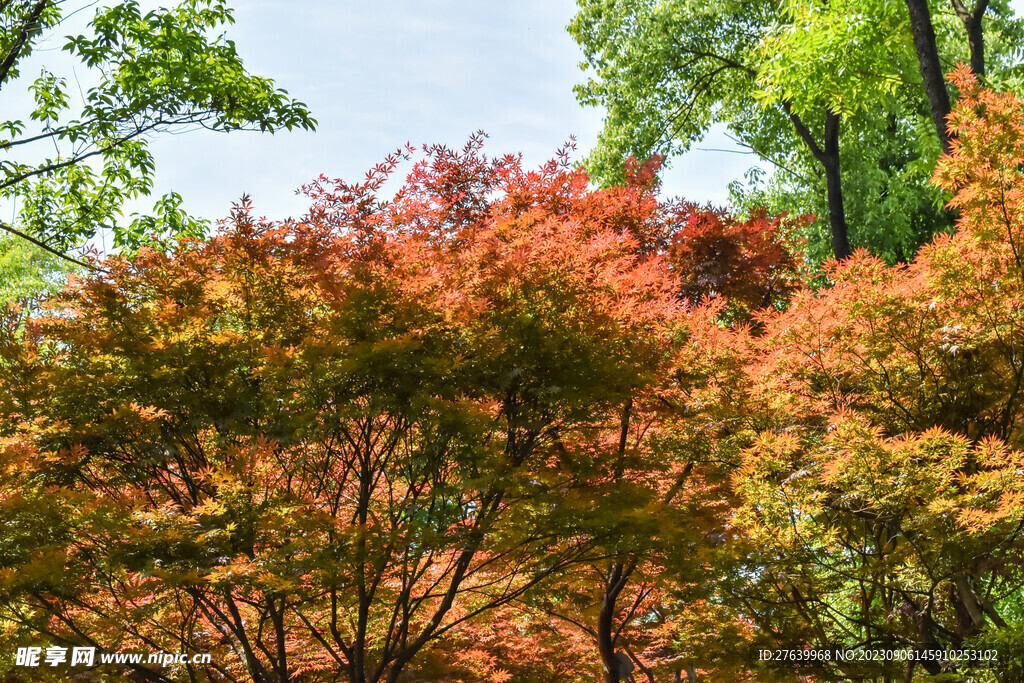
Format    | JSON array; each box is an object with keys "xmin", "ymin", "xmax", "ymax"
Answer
[
  {"xmin": 598, "ymin": 562, "xmax": 633, "ymax": 683},
  {"xmin": 598, "ymin": 566, "xmax": 619, "ymax": 683},
  {"xmin": 785, "ymin": 104, "xmax": 851, "ymax": 259},
  {"xmin": 905, "ymin": 0, "xmax": 954, "ymax": 154},
  {"xmin": 903, "ymin": 596, "xmax": 943, "ymax": 676},
  {"xmin": 821, "ymin": 113, "xmax": 851, "ymax": 260},
  {"xmin": 951, "ymin": 0, "xmax": 989, "ymax": 77}
]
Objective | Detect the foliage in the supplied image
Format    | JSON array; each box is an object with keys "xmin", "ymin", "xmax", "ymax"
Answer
[
  {"xmin": 731, "ymin": 67, "xmax": 1024, "ymax": 681},
  {"xmin": 0, "ymin": 0, "xmax": 315, "ymax": 256},
  {"xmin": 667, "ymin": 204, "xmax": 808, "ymax": 321},
  {"xmin": 570, "ymin": 0, "xmax": 1024, "ymax": 263},
  {"xmin": 25, "ymin": 64, "xmax": 1024, "ymax": 679},
  {"xmin": 0, "ymin": 137, "xmax": 814, "ymax": 681},
  {"xmin": 0, "ymin": 233, "xmax": 78, "ymax": 307}
]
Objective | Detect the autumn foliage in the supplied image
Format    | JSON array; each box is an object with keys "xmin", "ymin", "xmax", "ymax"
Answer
[
  {"xmin": 733, "ymin": 67, "xmax": 1024, "ymax": 681},
  {"xmin": 0, "ymin": 136, "xmax": 801, "ymax": 682},
  {"xmin": 5, "ymin": 67, "xmax": 1024, "ymax": 682}
]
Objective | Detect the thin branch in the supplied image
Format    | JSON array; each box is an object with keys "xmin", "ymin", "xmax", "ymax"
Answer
[
  {"xmin": 722, "ymin": 132, "xmax": 812, "ymax": 183},
  {"xmin": 782, "ymin": 102, "xmax": 825, "ymax": 163},
  {"xmin": 0, "ymin": 219, "xmax": 99, "ymax": 271}
]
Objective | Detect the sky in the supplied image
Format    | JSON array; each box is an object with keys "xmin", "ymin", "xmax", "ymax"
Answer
[
  {"xmin": 126, "ymin": 0, "xmax": 756, "ymax": 225},
  {"xmin": 9, "ymin": 1, "xmax": 1024, "ymax": 233}
]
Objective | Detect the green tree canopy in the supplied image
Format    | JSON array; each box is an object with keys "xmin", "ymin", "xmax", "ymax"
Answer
[
  {"xmin": 570, "ymin": 0, "xmax": 1024, "ymax": 263},
  {"xmin": 0, "ymin": 0, "xmax": 315, "ymax": 264}
]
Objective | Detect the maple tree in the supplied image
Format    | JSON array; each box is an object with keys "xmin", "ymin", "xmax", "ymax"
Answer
[
  {"xmin": 0, "ymin": 128, "xmax": 813, "ymax": 682},
  {"xmin": 404, "ymin": 156, "xmax": 805, "ymax": 682},
  {"xmin": 730, "ymin": 66, "xmax": 1024, "ymax": 681},
  {"xmin": 0, "ymin": 141, "xmax": 714, "ymax": 681},
  {"xmin": 666, "ymin": 204, "xmax": 807, "ymax": 322}
]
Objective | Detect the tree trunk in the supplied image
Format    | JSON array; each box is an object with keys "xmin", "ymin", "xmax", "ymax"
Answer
[
  {"xmin": 951, "ymin": 0, "xmax": 989, "ymax": 78},
  {"xmin": 822, "ymin": 112, "xmax": 851, "ymax": 260},
  {"xmin": 598, "ymin": 563, "xmax": 633, "ymax": 683},
  {"xmin": 784, "ymin": 104, "xmax": 851, "ymax": 259},
  {"xmin": 598, "ymin": 565, "xmax": 621, "ymax": 683},
  {"xmin": 903, "ymin": 596, "xmax": 943, "ymax": 676},
  {"xmin": 963, "ymin": 11, "xmax": 985, "ymax": 77},
  {"xmin": 905, "ymin": 0, "xmax": 954, "ymax": 154}
]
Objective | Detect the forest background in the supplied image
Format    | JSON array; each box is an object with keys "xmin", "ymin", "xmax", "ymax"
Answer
[{"xmin": 4, "ymin": 1, "xmax": 1024, "ymax": 682}]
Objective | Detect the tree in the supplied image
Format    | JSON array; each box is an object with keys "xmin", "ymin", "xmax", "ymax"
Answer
[
  {"xmin": 731, "ymin": 67, "xmax": 1024, "ymax": 680},
  {"xmin": 422, "ymin": 158, "xmax": 806, "ymax": 682},
  {"xmin": 904, "ymin": 0, "xmax": 1001, "ymax": 153},
  {"xmin": 666, "ymin": 203, "xmax": 808, "ymax": 322},
  {"xmin": 0, "ymin": 232, "xmax": 78, "ymax": 307},
  {"xmin": 570, "ymin": 0, "xmax": 1024, "ymax": 263},
  {"xmin": 0, "ymin": 0, "xmax": 315, "ymax": 264},
  {"xmin": 0, "ymin": 139, "xmax": 703, "ymax": 682},
  {"xmin": 455, "ymin": 156, "xmax": 804, "ymax": 683}
]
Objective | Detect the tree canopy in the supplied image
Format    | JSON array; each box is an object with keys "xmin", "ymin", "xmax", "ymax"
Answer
[
  {"xmin": 6, "ymin": 2, "xmax": 1024, "ymax": 681},
  {"xmin": 0, "ymin": 0, "xmax": 315, "ymax": 262},
  {"xmin": 570, "ymin": 0, "xmax": 1024, "ymax": 263},
  {"xmin": 0, "ymin": 135, "xmax": 808, "ymax": 681},
  {"xmin": 6, "ymin": 76, "xmax": 1024, "ymax": 675}
]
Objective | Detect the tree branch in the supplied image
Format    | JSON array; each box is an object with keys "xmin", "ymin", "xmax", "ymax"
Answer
[
  {"xmin": 0, "ymin": 0, "xmax": 50, "ymax": 88},
  {"xmin": 0, "ymin": 220, "xmax": 99, "ymax": 271}
]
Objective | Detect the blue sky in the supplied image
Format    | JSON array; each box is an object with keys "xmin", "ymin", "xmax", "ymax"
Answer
[
  {"xmin": 134, "ymin": 0, "xmax": 756, "ymax": 225},
  {"xmin": 15, "ymin": 1, "xmax": 1024, "ymax": 232}
]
